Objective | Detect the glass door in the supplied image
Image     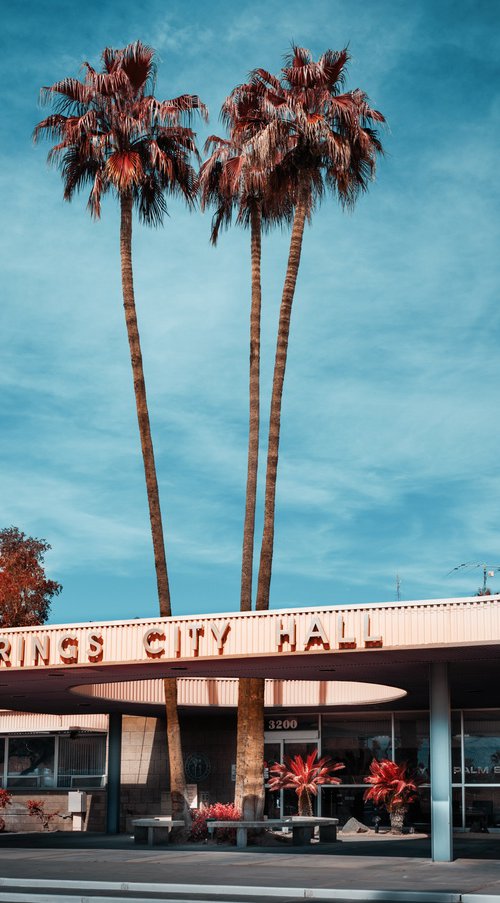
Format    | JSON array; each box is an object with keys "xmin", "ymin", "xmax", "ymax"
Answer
[{"xmin": 264, "ymin": 733, "xmax": 319, "ymax": 818}]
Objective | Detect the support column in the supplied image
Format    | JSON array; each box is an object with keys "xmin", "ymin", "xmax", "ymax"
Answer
[
  {"xmin": 429, "ymin": 662, "xmax": 453, "ymax": 861},
  {"xmin": 106, "ymin": 712, "xmax": 122, "ymax": 835}
]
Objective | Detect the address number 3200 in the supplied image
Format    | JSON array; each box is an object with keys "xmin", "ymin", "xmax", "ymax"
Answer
[{"xmin": 267, "ymin": 719, "xmax": 298, "ymax": 730}]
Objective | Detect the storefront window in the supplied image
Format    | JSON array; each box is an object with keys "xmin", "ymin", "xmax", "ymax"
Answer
[
  {"xmin": 394, "ymin": 712, "xmax": 429, "ymax": 780},
  {"xmin": 461, "ymin": 711, "xmax": 500, "ymax": 784},
  {"xmin": 58, "ymin": 734, "xmax": 106, "ymax": 788},
  {"xmin": 451, "ymin": 713, "xmax": 462, "ymax": 781},
  {"xmin": 321, "ymin": 781, "xmax": 431, "ymax": 830},
  {"xmin": 322, "ymin": 715, "xmax": 392, "ymax": 784},
  {"xmin": 464, "ymin": 787, "xmax": 500, "ymax": 829},
  {"xmin": 452, "ymin": 787, "xmax": 463, "ymax": 828},
  {"xmin": 7, "ymin": 737, "xmax": 55, "ymax": 788}
]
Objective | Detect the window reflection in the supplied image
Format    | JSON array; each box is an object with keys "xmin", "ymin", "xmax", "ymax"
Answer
[
  {"xmin": 7, "ymin": 737, "xmax": 55, "ymax": 788},
  {"xmin": 461, "ymin": 712, "xmax": 500, "ymax": 784},
  {"xmin": 394, "ymin": 712, "xmax": 430, "ymax": 780},
  {"xmin": 322, "ymin": 715, "xmax": 391, "ymax": 784}
]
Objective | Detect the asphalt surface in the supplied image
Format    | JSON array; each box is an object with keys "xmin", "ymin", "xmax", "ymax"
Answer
[{"xmin": 0, "ymin": 833, "xmax": 499, "ymax": 899}]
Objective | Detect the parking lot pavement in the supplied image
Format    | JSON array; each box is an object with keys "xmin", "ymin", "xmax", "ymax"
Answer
[{"xmin": 0, "ymin": 834, "xmax": 499, "ymax": 898}]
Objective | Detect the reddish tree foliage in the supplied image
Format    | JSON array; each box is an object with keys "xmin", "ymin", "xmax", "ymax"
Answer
[
  {"xmin": 363, "ymin": 759, "xmax": 420, "ymax": 812},
  {"xmin": 0, "ymin": 527, "xmax": 62, "ymax": 628},
  {"xmin": 0, "ymin": 789, "xmax": 12, "ymax": 833},
  {"xmin": 26, "ymin": 799, "xmax": 60, "ymax": 831},
  {"xmin": 189, "ymin": 802, "xmax": 241, "ymax": 843},
  {"xmin": 269, "ymin": 750, "xmax": 344, "ymax": 816}
]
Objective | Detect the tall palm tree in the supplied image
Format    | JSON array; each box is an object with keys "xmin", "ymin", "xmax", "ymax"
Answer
[
  {"xmin": 232, "ymin": 45, "xmax": 384, "ymax": 816},
  {"xmin": 34, "ymin": 41, "xmax": 207, "ymax": 824},
  {"xmin": 199, "ymin": 98, "xmax": 292, "ymax": 817},
  {"xmin": 252, "ymin": 46, "xmax": 384, "ymax": 612}
]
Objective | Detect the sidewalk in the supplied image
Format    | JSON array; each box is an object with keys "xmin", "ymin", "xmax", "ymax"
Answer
[{"xmin": 0, "ymin": 833, "xmax": 499, "ymax": 898}]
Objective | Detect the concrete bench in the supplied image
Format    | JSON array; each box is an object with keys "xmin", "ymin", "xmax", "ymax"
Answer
[
  {"xmin": 207, "ymin": 816, "xmax": 338, "ymax": 848},
  {"xmin": 132, "ymin": 817, "xmax": 185, "ymax": 846}
]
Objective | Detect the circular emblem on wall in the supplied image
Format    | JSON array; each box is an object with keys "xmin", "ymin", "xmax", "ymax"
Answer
[{"xmin": 184, "ymin": 752, "xmax": 211, "ymax": 782}]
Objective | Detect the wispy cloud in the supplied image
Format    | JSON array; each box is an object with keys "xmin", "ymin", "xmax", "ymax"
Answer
[{"xmin": 2, "ymin": 0, "xmax": 500, "ymax": 621}]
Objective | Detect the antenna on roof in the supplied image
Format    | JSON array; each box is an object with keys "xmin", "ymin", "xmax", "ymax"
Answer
[
  {"xmin": 396, "ymin": 573, "xmax": 401, "ymax": 602},
  {"xmin": 447, "ymin": 563, "xmax": 500, "ymax": 596}
]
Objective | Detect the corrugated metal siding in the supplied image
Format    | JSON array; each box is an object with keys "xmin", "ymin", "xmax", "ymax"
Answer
[
  {"xmin": 71, "ymin": 678, "xmax": 405, "ymax": 708},
  {"xmin": 0, "ymin": 711, "xmax": 107, "ymax": 732},
  {"xmin": 0, "ymin": 596, "xmax": 498, "ymax": 671}
]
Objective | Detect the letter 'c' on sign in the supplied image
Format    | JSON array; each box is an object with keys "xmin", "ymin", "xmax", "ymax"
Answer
[{"xmin": 143, "ymin": 629, "xmax": 166, "ymax": 658}]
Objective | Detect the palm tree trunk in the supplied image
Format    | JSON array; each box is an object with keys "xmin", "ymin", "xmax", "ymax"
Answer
[
  {"xmin": 255, "ymin": 188, "xmax": 309, "ymax": 611},
  {"xmin": 120, "ymin": 192, "xmax": 189, "ymax": 825},
  {"xmin": 239, "ymin": 187, "xmax": 309, "ymax": 820},
  {"xmin": 299, "ymin": 788, "xmax": 313, "ymax": 817},
  {"xmin": 241, "ymin": 677, "xmax": 265, "ymax": 820},
  {"xmin": 240, "ymin": 200, "xmax": 262, "ymax": 612},
  {"xmin": 235, "ymin": 202, "xmax": 264, "ymax": 814}
]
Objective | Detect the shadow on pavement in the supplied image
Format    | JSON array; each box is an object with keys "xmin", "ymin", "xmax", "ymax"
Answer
[{"xmin": 0, "ymin": 831, "xmax": 497, "ymax": 860}]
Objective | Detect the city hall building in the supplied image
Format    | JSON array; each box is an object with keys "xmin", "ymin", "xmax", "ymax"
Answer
[{"xmin": 0, "ymin": 593, "xmax": 499, "ymax": 861}]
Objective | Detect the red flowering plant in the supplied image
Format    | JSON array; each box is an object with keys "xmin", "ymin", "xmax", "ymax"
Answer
[
  {"xmin": 268, "ymin": 751, "xmax": 344, "ymax": 816},
  {"xmin": 363, "ymin": 759, "xmax": 421, "ymax": 834},
  {"xmin": 26, "ymin": 799, "xmax": 60, "ymax": 831},
  {"xmin": 0, "ymin": 789, "xmax": 12, "ymax": 832},
  {"xmin": 189, "ymin": 802, "xmax": 241, "ymax": 843}
]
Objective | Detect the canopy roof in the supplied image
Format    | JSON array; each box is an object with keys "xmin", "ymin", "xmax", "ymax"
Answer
[{"xmin": 0, "ymin": 595, "xmax": 498, "ymax": 715}]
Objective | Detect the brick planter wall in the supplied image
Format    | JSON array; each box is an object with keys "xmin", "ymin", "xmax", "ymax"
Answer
[{"xmin": 1, "ymin": 790, "xmax": 106, "ymax": 833}]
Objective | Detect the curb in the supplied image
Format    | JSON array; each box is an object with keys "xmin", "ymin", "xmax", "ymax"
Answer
[{"xmin": 0, "ymin": 878, "xmax": 497, "ymax": 902}]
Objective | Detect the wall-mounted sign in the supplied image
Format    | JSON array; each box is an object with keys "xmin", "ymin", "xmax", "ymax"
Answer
[
  {"xmin": 185, "ymin": 753, "xmax": 211, "ymax": 782},
  {"xmin": 264, "ymin": 715, "xmax": 317, "ymax": 732},
  {"xmin": 265, "ymin": 718, "xmax": 299, "ymax": 731},
  {"xmin": 0, "ymin": 608, "xmax": 383, "ymax": 670}
]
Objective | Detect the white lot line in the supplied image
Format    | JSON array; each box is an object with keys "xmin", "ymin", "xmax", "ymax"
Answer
[{"xmin": 0, "ymin": 879, "xmax": 464, "ymax": 902}]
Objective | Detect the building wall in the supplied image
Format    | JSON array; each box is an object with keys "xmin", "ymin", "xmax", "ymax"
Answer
[
  {"xmin": 119, "ymin": 712, "xmax": 236, "ymax": 830},
  {"xmin": 2, "ymin": 790, "xmax": 106, "ymax": 833}
]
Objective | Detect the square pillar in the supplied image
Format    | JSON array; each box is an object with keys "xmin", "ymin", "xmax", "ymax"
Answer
[
  {"xmin": 429, "ymin": 662, "xmax": 453, "ymax": 861},
  {"xmin": 106, "ymin": 712, "xmax": 122, "ymax": 834}
]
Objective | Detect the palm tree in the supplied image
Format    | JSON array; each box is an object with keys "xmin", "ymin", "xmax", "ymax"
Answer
[
  {"xmin": 269, "ymin": 751, "xmax": 344, "ymax": 816},
  {"xmin": 199, "ymin": 95, "xmax": 292, "ymax": 818},
  {"xmin": 252, "ymin": 46, "xmax": 384, "ymax": 612},
  {"xmin": 364, "ymin": 759, "xmax": 420, "ymax": 833},
  {"xmin": 34, "ymin": 40, "xmax": 207, "ymax": 824},
  {"xmin": 229, "ymin": 46, "xmax": 384, "ymax": 817}
]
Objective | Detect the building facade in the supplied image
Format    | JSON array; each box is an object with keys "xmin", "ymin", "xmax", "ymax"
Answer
[{"xmin": 0, "ymin": 594, "xmax": 499, "ymax": 859}]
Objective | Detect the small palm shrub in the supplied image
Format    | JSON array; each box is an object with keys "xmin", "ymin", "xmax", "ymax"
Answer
[
  {"xmin": 269, "ymin": 751, "xmax": 344, "ymax": 816},
  {"xmin": 189, "ymin": 802, "xmax": 240, "ymax": 843},
  {"xmin": 363, "ymin": 759, "xmax": 420, "ymax": 834},
  {"xmin": 0, "ymin": 789, "xmax": 12, "ymax": 832}
]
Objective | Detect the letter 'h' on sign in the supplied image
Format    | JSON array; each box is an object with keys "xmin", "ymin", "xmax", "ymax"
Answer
[{"xmin": 276, "ymin": 620, "xmax": 296, "ymax": 650}]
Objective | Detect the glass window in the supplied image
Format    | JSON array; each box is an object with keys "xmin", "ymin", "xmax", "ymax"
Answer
[
  {"xmin": 322, "ymin": 715, "xmax": 392, "ymax": 784},
  {"xmin": 58, "ymin": 734, "xmax": 106, "ymax": 788},
  {"xmin": 0, "ymin": 739, "xmax": 5, "ymax": 787},
  {"xmin": 463, "ymin": 711, "xmax": 500, "ymax": 784},
  {"xmin": 394, "ymin": 712, "xmax": 430, "ymax": 781},
  {"xmin": 464, "ymin": 787, "xmax": 500, "ymax": 829},
  {"xmin": 452, "ymin": 787, "xmax": 463, "ymax": 829},
  {"xmin": 7, "ymin": 737, "xmax": 55, "ymax": 788},
  {"xmin": 451, "ymin": 712, "xmax": 462, "ymax": 783}
]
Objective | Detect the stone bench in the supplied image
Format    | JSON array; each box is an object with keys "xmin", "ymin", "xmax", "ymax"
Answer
[
  {"xmin": 132, "ymin": 817, "xmax": 185, "ymax": 846},
  {"xmin": 207, "ymin": 816, "xmax": 338, "ymax": 848}
]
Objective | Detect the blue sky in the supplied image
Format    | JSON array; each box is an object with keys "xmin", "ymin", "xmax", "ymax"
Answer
[{"xmin": 2, "ymin": 0, "xmax": 500, "ymax": 624}]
